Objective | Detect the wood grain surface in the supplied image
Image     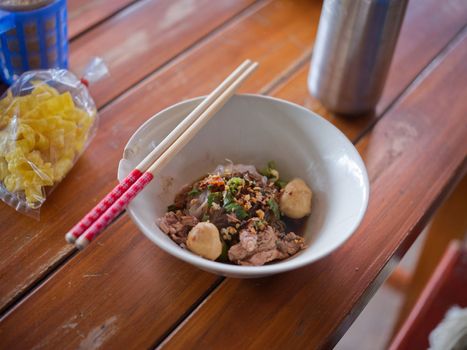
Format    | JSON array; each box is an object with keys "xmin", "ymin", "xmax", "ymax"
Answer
[
  {"xmin": 0, "ymin": 0, "xmax": 321, "ymax": 316},
  {"xmin": 379, "ymin": 0, "xmax": 467, "ymax": 111},
  {"xmin": 68, "ymin": 0, "xmax": 140, "ymax": 39},
  {"xmin": 69, "ymin": 0, "xmax": 258, "ymax": 107},
  {"xmin": 0, "ymin": 219, "xmax": 221, "ymax": 350},
  {"xmin": 160, "ymin": 30, "xmax": 467, "ymax": 350}
]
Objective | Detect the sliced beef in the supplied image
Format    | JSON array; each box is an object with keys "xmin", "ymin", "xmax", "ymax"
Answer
[
  {"xmin": 269, "ymin": 216, "xmax": 286, "ymax": 233},
  {"xmin": 239, "ymin": 229, "xmax": 258, "ymax": 252},
  {"xmin": 276, "ymin": 232, "xmax": 306, "ymax": 255},
  {"xmin": 256, "ymin": 226, "xmax": 278, "ymax": 251},
  {"xmin": 248, "ymin": 250, "xmax": 286, "ymax": 266},
  {"xmin": 157, "ymin": 211, "xmax": 198, "ymax": 245},
  {"xmin": 226, "ymin": 213, "xmax": 240, "ymax": 224},
  {"xmin": 227, "ymin": 244, "xmax": 249, "ymax": 261},
  {"xmin": 228, "ymin": 225, "xmax": 304, "ymax": 266},
  {"xmin": 209, "ymin": 206, "xmax": 228, "ymax": 228},
  {"xmin": 180, "ymin": 215, "xmax": 199, "ymax": 226}
]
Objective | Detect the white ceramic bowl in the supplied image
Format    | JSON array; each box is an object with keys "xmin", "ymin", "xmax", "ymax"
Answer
[{"xmin": 118, "ymin": 94, "xmax": 369, "ymax": 278}]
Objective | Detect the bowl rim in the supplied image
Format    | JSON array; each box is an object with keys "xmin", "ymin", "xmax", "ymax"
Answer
[{"xmin": 122, "ymin": 93, "xmax": 370, "ymax": 276}]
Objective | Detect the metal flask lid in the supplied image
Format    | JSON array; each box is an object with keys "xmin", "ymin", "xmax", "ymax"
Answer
[{"xmin": 0, "ymin": 0, "xmax": 54, "ymax": 11}]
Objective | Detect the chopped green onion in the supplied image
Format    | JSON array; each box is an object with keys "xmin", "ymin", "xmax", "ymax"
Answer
[
  {"xmin": 227, "ymin": 177, "xmax": 245, "ymax": 194},
  {"xmin": 267, "ymin": 199, "xmax": 280, "ymax": 219},
  {"xmin": 228, "ymin": 177, "xmax": 244, "ymax": 186},
  {"xmin": 275, "ymin": 179, "xmax": 287, "ymax": 189},
  {"xmin": 223, "ymin": 191, "xmax": 235, "ymax": 206},
  {"xmin": 224, "ymin": 202, "xmax": 248, "ymax": 220},
  {"xmin": 260, "ymin": 160, "xmax": 279, "ymax": 179},
  {"xmin": 253, "ymin": 220, "xmax": 266, "ymax": 230},
  {"xmin": 223, "ymin": 191, "xmax": 249, "ymax": 218},
  {"xmin": 235, "ymin": 207, "xmax": 249, "ymax": 220},
  {"xmin": 259, "ymin": 167, "xmax": 272, "ymax": 177},
  {"xmin": 188, "ymin": 187, "xmax": 201, "ymax": 196},
  {"xmin": 208, "ymin": 192, "xmax": 222, "ymax": 207}
]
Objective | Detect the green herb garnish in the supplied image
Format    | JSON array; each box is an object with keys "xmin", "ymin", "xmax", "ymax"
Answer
[
  {"xmin": 253, "ymin": 219, "xmax": 266, "ymax": 230},
  {"xmin": 275, "ymin": 179, "xmax": 287, "ymax": 189},
  {"xmin": 223, "ymin": 191, "xmax": 248, "ymax": 219},
  {"xmin": 259, "ymin": 168, "xmax": 272, "ymax": 177},
  {"xmin": 207, "ymin": 192, "xmax": 222, "ymax": 207},
  {"xmin": 223, "ymin": 191, "xmax": 235, "ymax": 207},
  {"xmin": 227, "ymin": 177, "xmax": 245, "ymax": 194},
  {"xmin": 224, "ymin": 202, "xmax": 249, "ymax": 220},
  {"xmin": 260, "ymin": 160, "xmax": 279, "ymax": 179},
  {"xmin": 188, "ymin": 187, "xmax": 201, "ymax": 196},
  {"xmin": 202, "ymin": 214, "xmax": 210, "ymax": 222},
  {"xmin": 267, "ymin": 198, "xmax": 280, "ymax": 219},
  {"xmin": 235, "ymin": 206, "xmax": 249, "ymax": 220}
]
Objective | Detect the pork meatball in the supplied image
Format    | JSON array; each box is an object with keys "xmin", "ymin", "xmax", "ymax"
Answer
[
  {"xmin": 186, "ymin": 222, "xmax": 222, "ymax": 260},
  {"xmin": 279, "ymin": 178, "xmax": 312, "ymax": 219}
]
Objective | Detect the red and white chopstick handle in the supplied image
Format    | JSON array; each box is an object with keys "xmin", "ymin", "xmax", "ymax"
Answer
[
  {"xmin": 75, "ymin": 172, "xmax": 154, "ymax": 249},
  {"xmin": 65, "ymin": 169, "xmax": 143, "ymax": 243}
]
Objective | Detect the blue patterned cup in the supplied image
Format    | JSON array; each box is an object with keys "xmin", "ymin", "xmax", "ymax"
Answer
[{"xmin": 0, "ymin": 0, "xmax": 68, "ymax": 84}]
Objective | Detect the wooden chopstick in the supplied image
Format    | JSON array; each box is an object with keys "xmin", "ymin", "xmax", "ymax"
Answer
[
  {"xmin": 73, "ymin": 61, "xmax": 259, "ymax": 249},
  {"xmin": 65, "ymin": 59, "xmax": 254, "ymax": 244}
]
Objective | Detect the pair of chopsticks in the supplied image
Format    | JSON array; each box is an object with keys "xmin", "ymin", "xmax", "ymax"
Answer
[{"xmin": 65, "ymin": 59, "xmax": 259, "ymax": 249}]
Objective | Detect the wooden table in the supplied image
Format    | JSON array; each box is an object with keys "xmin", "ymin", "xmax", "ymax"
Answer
[{"xmin": 0, "ymin": 0, "xmax": 466, "ymax": 349}]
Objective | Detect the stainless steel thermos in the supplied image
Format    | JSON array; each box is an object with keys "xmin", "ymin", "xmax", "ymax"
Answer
[{"xmin": 308, "ymin": 0, "xmax": 408, "ymax": 114}]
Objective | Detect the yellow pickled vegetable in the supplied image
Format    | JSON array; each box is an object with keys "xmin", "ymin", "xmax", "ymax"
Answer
[{"xmin": 0, "ymin": 82, "xmax": 95, "ymax": 208}]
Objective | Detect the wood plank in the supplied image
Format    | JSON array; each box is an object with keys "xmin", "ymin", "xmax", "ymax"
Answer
[
  {"xmin": 379, "ymin": 0, "xmax": 467, "ymax": 111},
  {"xmin": 0, "ymin": 0, "xmax": 322, "ymax": 318},
  {"xmin": 69, "ymin": 0, "xmax": 257, "ymax": 108},
  {"xmin": 68, "ymin": 0, "xmax": 139, "ymax": 39},
  {"xmin": 160, "ymin": 30, "xmax": 467, "ymax": 349},
  {"xmin": 0, "ymin": 219, "xmax": 221, "ymax": 350}
]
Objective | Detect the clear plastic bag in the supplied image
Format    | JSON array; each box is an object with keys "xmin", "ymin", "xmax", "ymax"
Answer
[{"xmin": 0, "ymin": 58, "xmax": 108, "ymax": 217}]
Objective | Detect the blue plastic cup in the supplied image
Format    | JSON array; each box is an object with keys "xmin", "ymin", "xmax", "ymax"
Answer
[{"xmin": 0, "ymin": 0, "xmax": 68, "ymax": 84}]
